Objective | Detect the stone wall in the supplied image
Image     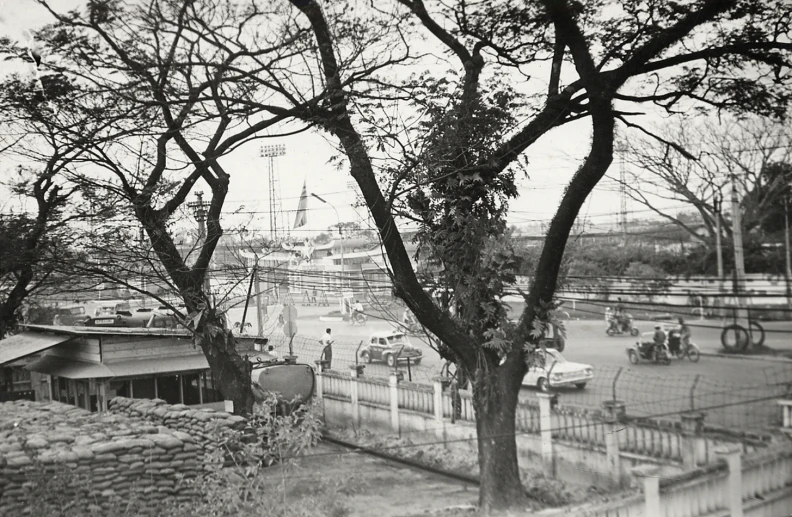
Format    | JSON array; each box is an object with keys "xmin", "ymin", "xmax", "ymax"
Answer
[
  {"xmin": 0, "ymin": 399, "xmax": 203, "ymax": 516},
  {"xmin": 107, "ymin": 396, "xmax": 248, "ymax": 463}
]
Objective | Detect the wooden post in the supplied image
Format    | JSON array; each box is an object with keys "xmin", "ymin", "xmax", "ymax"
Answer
[
  {"xmin": 716, "ymin": 444, "xmax": 744, "ymax": 517},
  {"xmin": 389, "ymin": 371, "xmax": 403, "ymax": 435},
  {"xmin": 197, "ymin": 372, "xmax": 203, "ymax": 404},
  {"xmin": 537, "ymin": 392, "xmax": 555, "ymax": 477},
  {"xmin": 178, "ymin": 375, "xmax": 184, "ymax": 405},
  {"xmin": 98, "ymin": 381, "xmax": 108, "ymax": 412},
  {"xmin": 632, "ymin": 465, "xmax": 661, "ymax": 517}
]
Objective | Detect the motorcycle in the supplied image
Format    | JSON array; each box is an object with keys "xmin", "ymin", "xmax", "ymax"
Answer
[
  {"xmin": 627, "ymin": 340, "xmax": 671, "ymax": 365},
  {"xmin": 666, "ymin": 329, "xmax": 701, "ymax": 362},
  {"xmin": 607, "ymin": 314, "xmax": 640, "ymax": 337},
  {"xmin": 348, "ymin": 312, "xmax": 368, "ymax": 326},
  {"xmin": 400, "ymin": 320, "xmax": 422, "ymax": 334}
]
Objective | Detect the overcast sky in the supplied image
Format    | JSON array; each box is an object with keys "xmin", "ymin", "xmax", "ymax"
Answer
[{"xmin": 0, "ymin": 0, "xmax": 667, "ymax": 238}]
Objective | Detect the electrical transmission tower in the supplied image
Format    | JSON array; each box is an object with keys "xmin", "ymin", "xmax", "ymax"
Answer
[{"xmin": 261, "ymin": 144, "xmax": 287, "ymax": 242}]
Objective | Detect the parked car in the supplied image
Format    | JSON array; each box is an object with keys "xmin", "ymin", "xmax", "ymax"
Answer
[
  {"xmin": 522, "ymin": 348, "xmax": 593, "ymax": 392},
  {"xmin": 359, "ymin": 331, "xmax": 423, "ymax": 367},
  {"xmin": 49, "ymin": 305, "xmax": 89, "ymax": 326},
  {"xmin": 79, "ymin": 309, "xmax": 180, "ymax": 329}
]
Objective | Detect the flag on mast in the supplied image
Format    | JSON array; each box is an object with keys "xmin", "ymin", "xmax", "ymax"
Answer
[{"xmin": 293, "ymin": 179, "xmax": 309, "ymax": 229}]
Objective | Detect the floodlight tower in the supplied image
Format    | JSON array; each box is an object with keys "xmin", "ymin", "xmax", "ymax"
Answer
[{"xmin": 260, "ymin": 144, "xmax": 287, "ymax": 242}]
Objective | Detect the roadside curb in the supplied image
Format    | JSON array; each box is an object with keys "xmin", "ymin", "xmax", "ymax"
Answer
[{"xmin": 699, "ymin": 352, "xmax": 792, "ymax": 363}]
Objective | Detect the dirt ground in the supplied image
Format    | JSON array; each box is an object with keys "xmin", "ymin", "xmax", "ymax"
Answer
[{"xmin": 260, "ymin": 442, "xmax": 479, "ymax": 517}]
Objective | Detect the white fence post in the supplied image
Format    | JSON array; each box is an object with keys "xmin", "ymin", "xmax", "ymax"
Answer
[
  {"xmin": 680, "ymin": 412, "xmax": 706, "ymax": 469},
  {"xmin": 716, "ymin": 444, "xmax": 744, "ymax": 517},
  {"xmin": 537, "ymin": 392, "xmax": 555, "ymax": 478},
  {"xmin": 314, "ymin": 361, "xmax": 324, "ymax": 400},
  {"xmin": 779, "ymin": 399, "xmax": 792, "ymax": 432},
  {"xmin": 632, "ymin": 465, "xmax": 661, "ymax": 517},
  {"xmin": 389, "ymin": 371, "xmax": 404, "ymax": 435},
  {"xmin": 433, "ymin": 376, "xmax": 447, "ymax": 441},
  {"xmin": 602, "ymin": 400, "xmax": 626, "ymax": 487},
  {"xmin": 349, "ymin": 365, "xmax": 364, "ymax": 430}
]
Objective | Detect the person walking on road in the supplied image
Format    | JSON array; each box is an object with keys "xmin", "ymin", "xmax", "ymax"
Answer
[{"xmin": 320, "ymin": 328, "xmax": 334, "ymax": 370}]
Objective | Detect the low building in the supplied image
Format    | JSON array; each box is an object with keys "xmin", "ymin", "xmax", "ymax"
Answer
[{"xmin": 0, "ymin": 325, "xmax": 262, "ymax": 412}]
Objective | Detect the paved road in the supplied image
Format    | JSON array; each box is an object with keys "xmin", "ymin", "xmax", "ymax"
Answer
[{"xmin": 270, "ymin": 306, "xmax": 792, "ymax": 430}]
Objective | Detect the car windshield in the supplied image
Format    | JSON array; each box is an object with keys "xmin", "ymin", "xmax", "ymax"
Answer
[
  {"xmin": 387, "ymin": 334, "xmax": 408, "ymax": 345},
  {"xmin": 544, "ymin": 349, "xmax": 566, "ymax": 365}
]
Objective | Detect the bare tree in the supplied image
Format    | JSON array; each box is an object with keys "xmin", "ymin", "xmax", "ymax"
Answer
[
  {"xmin": 0, "ymin": 70, "xmax": 124, "ymax": 337},
  {"xmin": 619, "ymin": 117, "xmax": 792, "ymax": 246}
]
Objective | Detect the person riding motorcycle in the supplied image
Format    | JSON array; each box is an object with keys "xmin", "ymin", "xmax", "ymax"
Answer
[
  {"xmin": 351, "ymin": 300, "xmax": 365, "ymax": 323},
  {"xmin": 614, "ymin": 298, "xmax": 628, "ymax": 330},
  {"xmin": 403, "ymin": 309, "xmax": 417, "ymax": 329},
  {"xmin": 651, "ymin": 324, "xmax": 667, "ymax": 358},
  {"xmin": 677, "ymin": 318, "xmax": 691, "ymax": 345}
]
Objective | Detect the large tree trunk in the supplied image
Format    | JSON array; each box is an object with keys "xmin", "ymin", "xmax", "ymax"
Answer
[
  {"xmin": 195, "ymin": 312, "xmax": 255, "ymax": 415},
  {"xmin": 474, "ymin": 371, "xmax": 526, "ymax": 513}
]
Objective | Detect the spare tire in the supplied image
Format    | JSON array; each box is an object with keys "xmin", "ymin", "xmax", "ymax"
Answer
[{"xmin": 721, "ymin": 324, "xmax": 750, "ymax": 352}]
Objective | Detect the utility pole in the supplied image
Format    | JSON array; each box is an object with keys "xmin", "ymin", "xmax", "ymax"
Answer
[
  {"xmin": 784, "ymin": 194, "xmax": 792, "ymax": 309},
  {"xmin": 188, "ymin": 191, "xmax": 212, "ymax": 299},
  {"xmin": 730, "ymin": 174, "xmax": 748, "ymax": 324},
  {"xmin": 714, "ymin": 194, "xmax": 724, "ymax": 317}
]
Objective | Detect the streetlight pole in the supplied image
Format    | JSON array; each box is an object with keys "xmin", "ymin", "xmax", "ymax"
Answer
[{"xmin": 311, "ymin": 193, "xmax": 345, "ymax": 290}]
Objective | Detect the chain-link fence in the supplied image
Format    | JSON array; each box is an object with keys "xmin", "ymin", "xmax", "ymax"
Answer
[
  {"xmin": 256, "ymin": 333, "xmax": 792, "ymax": 431},
  {"xmin": 547, "ymin": 364, "xmax": 792, "ymax": 431}
]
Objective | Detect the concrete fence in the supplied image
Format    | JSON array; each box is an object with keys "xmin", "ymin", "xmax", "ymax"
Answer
[
  {"xmin": 317, "ymin": 368, "xmax": 771, "ymax": 489},
  {"xmin": 554, "ymin": 445, "xmax": 792, "ymax": 517}
]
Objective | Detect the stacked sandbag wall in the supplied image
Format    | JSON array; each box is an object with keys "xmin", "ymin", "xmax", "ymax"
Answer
[{"xmin": 0, "ymin": 399, "xmax": 209, "ymax": 515}]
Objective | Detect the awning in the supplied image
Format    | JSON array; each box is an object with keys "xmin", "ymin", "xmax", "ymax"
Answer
[
  {"xmin": 26, "ymin": 355, "xmax": 113, "ymax": 379},
  {"xmin": 27, "ymin": 353, "xmax": 209, "ymax": 379},
  {"xmin": 0, "ymin": 332, "xmax": 73, "ymax": 366},
  {"xmin": 105, "ymin": 355, "xmax": 209, "ymax": 377}
]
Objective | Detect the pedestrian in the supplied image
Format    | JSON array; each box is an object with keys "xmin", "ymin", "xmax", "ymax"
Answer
[{"xmin": 319, "ymin": 327, "xmax": 334, "ymax": 370}]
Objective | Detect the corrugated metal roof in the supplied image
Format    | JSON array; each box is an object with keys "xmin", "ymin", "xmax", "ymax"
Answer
[
  {"xmin": 0, "ymin": 332, "xmax": 73, "ymax": 366},
  {"xmin": 23, "ymin": 324, "xmax": 192, "ymax": 338},
  {"xmin": 27, "ymin": 353, "xmax": 209, "ymax": 379}
]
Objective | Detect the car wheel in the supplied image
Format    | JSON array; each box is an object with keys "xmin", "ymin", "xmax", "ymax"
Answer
[
  {"xmin": 555, "ymin": 339, "xmax": 565, "ymax": 353},
  {"xmin": 361, "ymin": 351, "xmax": 372, "ymax": 364},
  {"xmin": 386, "ymin": 354, "xmax": 396, "ymax": 368},
  {"xmin": 575, "ymin": 383, "xmax": 587, "ymax": 390},
  {"xmin": 687, "ymin": 345, "xmax": 701, "ymax": 363},
  {"xmin": 630, "ymin": 328, "xmax": 640, "ymax": 337},
  {"xmin": 606, "ymin": 327, "xmax": 615, "ymax": 336},
  {"xmin": 628, "ymin": 350, "xmax": 640, "ymax": 365},
  {"xmin": 411, "ymin": 358, "xmax": 422, "ymax": 365},
  {"xmin": 537, "ymin": 378, "xmax": 550, "ymax": 393}
]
